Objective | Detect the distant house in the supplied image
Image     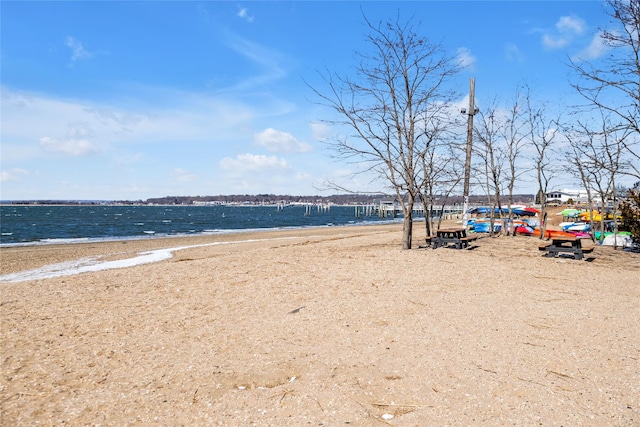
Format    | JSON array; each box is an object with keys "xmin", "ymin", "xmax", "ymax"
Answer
[{"xmin": 546, "ymin": 188, "xmax": 601, "ymax": 205}]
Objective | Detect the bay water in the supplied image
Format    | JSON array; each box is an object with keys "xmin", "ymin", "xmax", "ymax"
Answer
[{"xmin": 0, "ymin": 204, "xmax": 399, "ymax": 246}]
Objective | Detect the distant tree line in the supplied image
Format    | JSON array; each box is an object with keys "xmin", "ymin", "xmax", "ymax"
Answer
[
  {"xmin": 6, "ymin": 193, "xmax": 536, "ymax": 206},
  {"xmin": 144, "ymin": 193, "xmax": 535, "ymax": 206}
]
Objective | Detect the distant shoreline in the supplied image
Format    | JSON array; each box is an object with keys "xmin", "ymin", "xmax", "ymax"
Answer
[{"xmin": 0, "ymin": 192, "xmax": 536, "ymax": 207}]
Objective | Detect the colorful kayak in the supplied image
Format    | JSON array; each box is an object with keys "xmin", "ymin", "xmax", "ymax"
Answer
[
  {"xmin": 561, "ymin": 208, "xmax": 582, "ymax": 218},
  {"xmin": 515, "ymin": 225, "xmax": 535, "ymax": 235},
  {"xmin": 578, "ymin": 211, "xmax": 621, "ymax": 222},
  {"xmin": 471, "ymin": 218, "xmax": 528, "ymax": 233},
  {"xmin": 532, "ymin": 228, "xmax": 576, "ymax": 239},
  {"xmin": 560, "ymin": 222, "xmax": 591, "ymax": 232}
]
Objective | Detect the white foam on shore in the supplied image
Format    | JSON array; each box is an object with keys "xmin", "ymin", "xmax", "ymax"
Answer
[{"xmin": 1, "ymin": 236, "xmax": 304, "ymax": 284}]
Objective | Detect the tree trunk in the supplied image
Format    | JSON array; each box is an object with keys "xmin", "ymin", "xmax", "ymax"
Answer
[
  {"xmin": 402, "ymin": 214, "xmax": 413, "ymax": 250},
  {"xmin": 422, "ymin": 197, "xmax": 432, "ymax": 237},
  {"xmin": 402, "ymin": 196, "xmax": 415, "ymax": 250}
]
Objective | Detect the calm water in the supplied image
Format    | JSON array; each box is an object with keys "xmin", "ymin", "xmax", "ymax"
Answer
[{"xmin": 0, "ymin": 205, "xmax": 399, "ymax": 245}]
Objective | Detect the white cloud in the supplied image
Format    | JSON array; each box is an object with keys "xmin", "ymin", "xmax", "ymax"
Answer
[
  {"xmin": 254, "ymin": 128, "xmax": 312, "ymax": 153},
  {"xmin": 456, "ymin": 47, "xmax": 476, "ymax": 69},
  {"xmin": 0, "ymin": 87, "xmax": 258, "ymax": 157},
  {"xmin": 237, "ymin": 7, "xmax": 254, "ymax": 23},
  {"xmin": 542, "ymin": 15, "xmax": 586, "ymax": 50},
  {"xmin": 65, "ymin": 36, "xmax": 92, "ymax": 61},
  {"xmin": 68, "ymin": 125, "xmax": 94, "ymax": 140},
  {"xmin": 542, "ymin": 33, "xmax": 570, "ymax": 49},
  {"xmin": 170, "ymin": 168, "xmax": 197, "ymax": 183},
  {"xmin": 556, "ymin": 15, "xmax": 586, "ymax": 35},
  {"xmin": 39, "ymin": 136, "xmax": 99, "ymax": 156},
  {"xmin": 37, "ymin": 123, "xmax": 99, "ymax": 156},
  {"xmin": 223, "ymin": 33, "xmax": 290, "ymax": 92},
  {"xmin": 0, "ymin": 85, "xmax": 318, "ymax": 198},
  {"xmin": 573, "ymin": 30, "xmax": 611, "ymax": 61},
  {"xmin": 1, "ymin": 168, "xmax": 28, "ymax": 182},
  {"xmin": 505, "ymin": 43, "xmax": 525, "ymax": 63},
  {"xmin": 83, "ymin": 107, "xmax": 144, "ymax": 130},
  {"xmin": 220, "ymin": 153, "xmax": 289, "ymax": 172}
]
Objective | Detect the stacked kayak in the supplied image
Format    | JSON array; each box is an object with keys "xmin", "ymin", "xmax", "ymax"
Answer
[
  {"xmin": 559, "ymin": 222, "xmax": 591, "ymax": 232},
  {"xmin": 470, "ymin": 218, "xmax": 529, "ymax": 233}
]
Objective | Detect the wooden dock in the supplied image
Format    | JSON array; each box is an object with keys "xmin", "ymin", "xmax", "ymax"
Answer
[{"xmin": 355, "ymin": 202, "xmax": 466, "ymax": 220}]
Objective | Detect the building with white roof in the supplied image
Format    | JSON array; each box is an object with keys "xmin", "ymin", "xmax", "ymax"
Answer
[{"xmin": 545, "ymin": 188, "xmax": 602, "ymax": 205}]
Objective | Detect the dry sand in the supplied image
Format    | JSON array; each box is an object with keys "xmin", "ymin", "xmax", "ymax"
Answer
[{"xmin": 1, "ymin": 223, "xmax": 639, "ymax": 426}]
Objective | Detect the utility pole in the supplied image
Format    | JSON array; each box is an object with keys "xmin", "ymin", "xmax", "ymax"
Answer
[{"xmin": 462, "ymin": 77, "xmax": 478, "ymax": 230}]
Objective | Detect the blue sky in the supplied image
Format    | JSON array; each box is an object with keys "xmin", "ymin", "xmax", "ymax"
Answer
[{"xmin": 1, "ymin": 1, "xmax": 615, "ymax": 200}]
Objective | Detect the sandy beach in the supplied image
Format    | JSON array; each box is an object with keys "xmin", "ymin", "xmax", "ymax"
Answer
[{"xmin": 1, "ymin": 223, "xmax": 639, "ymax": 426}]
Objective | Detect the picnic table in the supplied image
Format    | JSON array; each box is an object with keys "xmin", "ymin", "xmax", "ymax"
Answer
[
  {"xmin": 539, "ymin": 236, "xmax": 594, "ymax": 260},
  {"xmin": 427, "ymin": 227, "xmax": 477, "ymax": 249}
]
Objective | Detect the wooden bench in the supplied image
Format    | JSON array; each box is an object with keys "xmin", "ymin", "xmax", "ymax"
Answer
[
  {"xmin": 458, "ymin": 235, "xmax": 477, "ymax": 249},
  {"xmin": 428, "ymin": 234, "xmax": 477, "ymax": 249},
  {"xmin": 540, "ymin": 236, "xmax": 593, "ymax": 260}
]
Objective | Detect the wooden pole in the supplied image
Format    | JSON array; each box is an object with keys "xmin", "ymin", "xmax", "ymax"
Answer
[{"xmin": 462, "ymin": 77, "xmax": 477, "ymax": 230}]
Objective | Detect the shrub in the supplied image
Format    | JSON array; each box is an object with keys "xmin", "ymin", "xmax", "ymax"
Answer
[{"xmin": 619, "ymin": 188, "xmax": 640, "ymax": 243}]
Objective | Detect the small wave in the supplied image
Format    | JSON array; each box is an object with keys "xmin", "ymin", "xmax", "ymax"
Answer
[
  {"xmin": 39, "ymin": 237, "xmax": 91, "ymax": 244},
  {"xmin": 1, "ymin": 232, "xmax": 13, "ymax": 236},
  {"xmin": 0, "ymin": 236, "xmax": 303, "ymax": 283},
  {"xmin": 143, "ymin": 231, "xmax": 155, "ymax": 234}
]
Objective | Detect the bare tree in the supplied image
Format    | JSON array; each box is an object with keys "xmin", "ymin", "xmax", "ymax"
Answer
[
  {"xmin": 419, "ymin": 138, "xmax": 463, "ymax": 235},
  {"xmin": 525, "ymin": 95, "xmax": 561, "ymax": 239},
  {"xmin": 474, "ymin": 100, "xmax": 508, "ymax": 236},
  {"xmin": 500, "ymin": 87, "xmax": 531, "ymax": 234},
  {"xmin": 563, "ymin": 121, "xmax": 604, "ymax": 242},
  {"xmin": 566, "ymin": 112, "xmax": 630, "ymax": 243},
  {"xmin": 462, "ymin": 88, "xmax": 530, "ymax": 237},
  {"xmin": 311, "ymin": 14, "xmax": 461, "ymax": 249},
  {"xmin": 416, "ymin": 104, "xmax": 462, "ymax": 237},
  {"xmin": 568, "ymin": 0, "xmax": 640, "ymax": 161}
]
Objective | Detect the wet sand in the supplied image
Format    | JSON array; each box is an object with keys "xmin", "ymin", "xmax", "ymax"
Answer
[{"xmin": 1, "ymin": 223, "xmax": 639, "ymax": 425}]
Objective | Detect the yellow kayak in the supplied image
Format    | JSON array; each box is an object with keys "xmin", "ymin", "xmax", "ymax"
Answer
[{"xmin": 577, "ymin": 211, "xmax": 620, "ymax": 222}]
